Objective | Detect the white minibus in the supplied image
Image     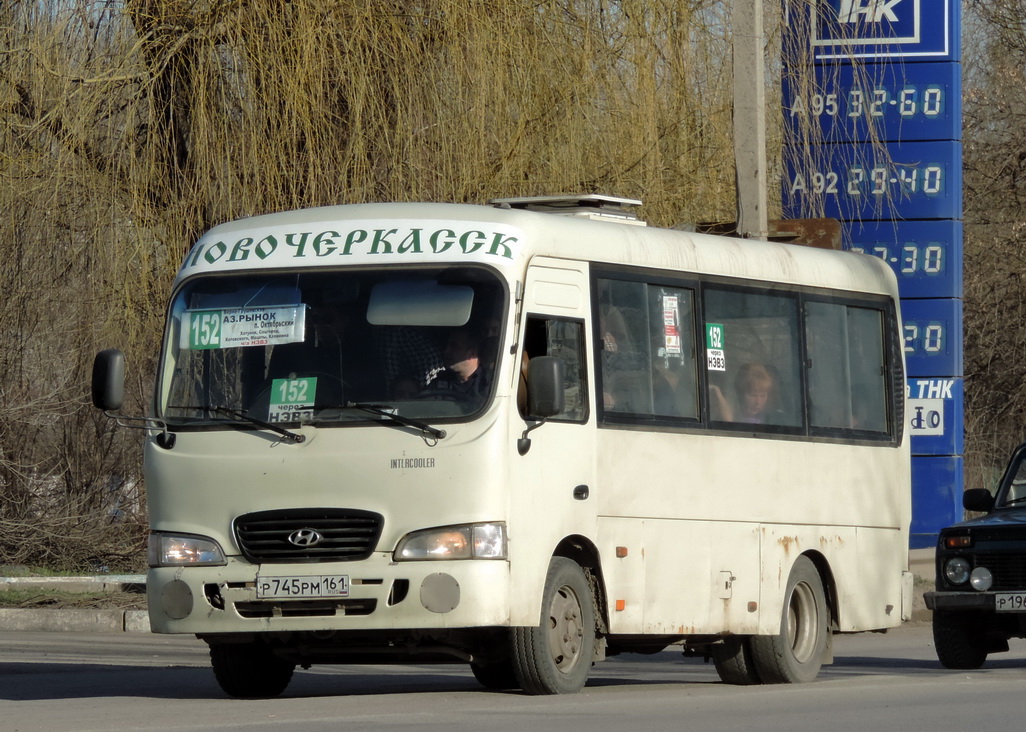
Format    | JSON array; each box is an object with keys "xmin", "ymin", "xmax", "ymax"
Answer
[{"xmin": 93, "ymin": 195, "xmax": 911, "ymax": 696}]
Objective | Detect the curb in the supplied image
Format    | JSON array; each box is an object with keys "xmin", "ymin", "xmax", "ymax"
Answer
[
  {"xmin": 0, "ymin": 608, "xmax": 150, "ymax": 633},
  {"xmin": 0, "ymin": 575, "xmax": 149, "ymax": 633}
]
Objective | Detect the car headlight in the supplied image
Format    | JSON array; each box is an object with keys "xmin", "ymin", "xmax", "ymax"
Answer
[
  {"xmin": 395, "ymin": 523, "xmax": 507, "ymax": 561},
  {"xmin": 944, "ymin": 556, "xmax": 971, "ymax": 585},
  {"xmin": 148, "ymin": 532, "xmax": 227, "ymax": 567}
]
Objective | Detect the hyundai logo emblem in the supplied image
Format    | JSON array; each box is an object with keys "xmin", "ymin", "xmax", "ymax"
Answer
[{"xmin": 288, "ymin": 528, "xmax": 324, "ymax": 547}]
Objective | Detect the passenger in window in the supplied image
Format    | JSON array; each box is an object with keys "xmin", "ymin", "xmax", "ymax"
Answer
[
  {"xmin": 734, "ymin": 363, "xmax": 776, "ymax": 424},
  {"xmin": 517, "ymin": 349, "xmax": 531, "ymax": 415},
  {"xmin": 708, "ymin": 382, "xmax": 733, "ymax": 421}
]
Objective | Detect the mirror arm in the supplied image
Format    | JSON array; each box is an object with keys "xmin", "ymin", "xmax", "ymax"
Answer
[
  {"xmin": 103, "ymin": 411, "xmax": 176, "ymax": 450},
  {"xmin": 517, "ymin": 417, "xmax": 548, "ymax": 456}
]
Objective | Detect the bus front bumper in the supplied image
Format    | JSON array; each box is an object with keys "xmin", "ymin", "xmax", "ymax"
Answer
[{"xmin": 146, "ymin": 554, "xmax": 511, "ymax": 635}]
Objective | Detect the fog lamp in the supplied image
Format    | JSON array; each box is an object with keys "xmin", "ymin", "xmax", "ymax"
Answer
[{"xmin": 970, "ymin": 566, "xmax": 993, "ymax": 592}]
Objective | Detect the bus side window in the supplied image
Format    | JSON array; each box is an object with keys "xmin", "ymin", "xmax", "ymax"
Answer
[
  {"xmin": 598, "ymin": 293, "xmax": 651, "ymax": 413},
  {"xmin": 648, "ymin": 286, "xmax": 698, "ymax": 419},
  {"xmin": 520, "ymin": 316, "xmax": 587, "ymax": 422},
  {"xmin": 806, "ymin": 302, "xmax": 889, "ymax": 433},
  {"xmin": 595, "ymin": 276, "xmax": 698, "ymax": 421},
  {"xmin": 703, "ymin": 287, "xmax": 803, "ymax": 429}
]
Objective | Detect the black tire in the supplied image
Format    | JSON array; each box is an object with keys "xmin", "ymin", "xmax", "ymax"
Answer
[
  {"xmin": 470, "ymin": 658, "xmax": 521, "ymax": 690},
  {"xmin": 933, "ymin": 610, "xmax": 988, "ymax": 669},
  {"xmin": 209, "ymin": 642, "xmax": 296, "ymax": 698},
  {"xmin": 711, "ymin": 636, "xmax": 762, "ymax": 685},
  {"xmin": 750, "ymin": 555, "xmax": 829, "ymax": 684},
  {"xmin": 510, "ymin": 557, "xmax": 596, "ymax": 695}
]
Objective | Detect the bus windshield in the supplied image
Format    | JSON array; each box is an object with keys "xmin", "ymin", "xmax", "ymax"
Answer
[{"xmin": 159, "ymin": 267, "xmax": 505, "ymax": 427}]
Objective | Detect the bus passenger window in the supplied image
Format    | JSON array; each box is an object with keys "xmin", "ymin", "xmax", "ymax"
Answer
[
  {"xmin": 806, "ymin": 302, "xmax": 889, "ymax": 433},
  {"xmin": 703, "ymin": 287, "xmax": 802, "ymax": 429},
  {"xmin": 649, "ymin": 286, "xmax": 698, "ymax": 419},
  {"xmin": 597, "ymin": 280, "xmax": 650, "ymax": 413},
  {"xmin": 596, "ymin": 277, "xmax": 698, "ymax": 421}
]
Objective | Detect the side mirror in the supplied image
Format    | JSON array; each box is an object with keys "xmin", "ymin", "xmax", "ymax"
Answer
[
  {"xmin": 963, "ymin": 488, "xmax": 994, "ymax": 513},
  {"xmin": 92, "ymin": 349, "xmax": 125, "ymax": 411},
  {"xmin": 526, "ymin": 356, "xmax": 565, "ymax": 418}
]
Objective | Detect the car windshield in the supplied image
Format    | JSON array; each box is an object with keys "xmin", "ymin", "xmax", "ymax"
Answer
[
  {"xmin": 159, "ymin": 267, "xmax": 505, "ymax": 427},
  {"xmin": 998, "ymin": 451, "xmax": 1026, "ymax": 507}
]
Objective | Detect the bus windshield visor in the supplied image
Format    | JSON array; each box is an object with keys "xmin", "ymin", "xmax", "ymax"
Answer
[{"xmin": 159, "ymin": 267, "xmax": 505, "ymax": 426}]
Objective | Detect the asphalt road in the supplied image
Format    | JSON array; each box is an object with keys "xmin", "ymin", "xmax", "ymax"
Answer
[{"xmin": 3, "ymin": 623, "xmax": 1025, "ymax": 731}]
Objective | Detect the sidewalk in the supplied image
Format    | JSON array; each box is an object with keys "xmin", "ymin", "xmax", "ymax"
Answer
[{"xmin": 0, "ymin": 551, "xmax": 937, "ymax": 633}]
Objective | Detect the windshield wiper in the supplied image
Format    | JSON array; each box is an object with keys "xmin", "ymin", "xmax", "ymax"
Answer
[
  {"xmin": 168, "ymin": 405, "xmax": 305, "ymax": 443},
  {"xmin": 345, "ymin": 402, "xmax": 446, "ymax": 440}
]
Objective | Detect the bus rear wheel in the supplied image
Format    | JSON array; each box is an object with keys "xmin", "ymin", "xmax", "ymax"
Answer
[
  {"xmin": 510, "ymin": 557, "xmax": 596, "ymax": 695},
  {"xmin": 750, "ymin": 555, "xmax": 828, "ymax": 684},
  {"xmin": 209, "ymin": 641, "xmax": 295, "ymax": 698},
  {"xmin": 711, "ymin": 636, "xmax": 762, "ymax": 685}
]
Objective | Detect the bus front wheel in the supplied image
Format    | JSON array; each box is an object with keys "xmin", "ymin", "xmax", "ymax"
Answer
[
  {"xmin": 750, "ymin": 555, "xmax": 828, "ymax": 684},
  {"xmin": 510, "ymin": 557, "xmax": 596, "ymax": 695},
  {"xmin": 209, "ymin": 641, "xmax": 296, "ymax": 698}
]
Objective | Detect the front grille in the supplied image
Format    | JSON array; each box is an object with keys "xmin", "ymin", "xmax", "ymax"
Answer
[
  {"xmin": 975, "ymin": 552, "xmax": 1026, "ymax": 591},
  {"xmin": 234, "ymin": 599, "xmax": 377, "ymax": 618},
  {"xmin": 234, "ymin": 508, "xmax": 383, "ymax": 563}
]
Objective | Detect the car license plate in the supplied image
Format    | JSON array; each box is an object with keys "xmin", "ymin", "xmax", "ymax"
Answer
[
  {"xmin": 256, "ymin": 575, "xmax": 350, "ymax": 599},
  {"xmin": 995, "ymin": 592, "xmax": 1026, "ymax": 612}
]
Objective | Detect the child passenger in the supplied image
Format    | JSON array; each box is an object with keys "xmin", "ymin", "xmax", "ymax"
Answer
[{"xmin": 735, "ymin": 363, "xmax": 774, "ymax": 424}]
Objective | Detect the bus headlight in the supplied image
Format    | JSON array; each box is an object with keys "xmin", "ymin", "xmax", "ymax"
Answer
[
  {"xmin": 944, "ymin": 557, "xmax": 971, "ymax": 586},
  {"xmin": 395, "ymin": 523, "xmax": 507, "ymax": 561},
  {"xmin": 148, "ymin": 532, "xmax": 227, "ymax": 567}
]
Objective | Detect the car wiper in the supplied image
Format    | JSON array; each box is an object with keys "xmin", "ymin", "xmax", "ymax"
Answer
[
  {"xmin": 345, "ymin": 402, "xmax": 446, "ymax": 440},
  {"xmin": 168, "ymin": 405, "xmax": 305, "ymax": 443}
]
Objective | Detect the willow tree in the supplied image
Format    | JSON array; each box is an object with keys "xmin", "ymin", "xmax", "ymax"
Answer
[{"xmin": 1, "ymin": 0, "xmax": 741, "ymax": 568}]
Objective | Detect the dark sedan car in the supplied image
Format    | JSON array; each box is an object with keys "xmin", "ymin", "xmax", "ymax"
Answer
[{"xmin": 926, "ymin": 442, "xmax": 1026, "ymax": 668}]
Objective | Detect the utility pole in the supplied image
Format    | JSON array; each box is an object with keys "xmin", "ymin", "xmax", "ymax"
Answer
[{"xmin": 733, "ymin": 0, "xmax": 769, "ymax": 239}]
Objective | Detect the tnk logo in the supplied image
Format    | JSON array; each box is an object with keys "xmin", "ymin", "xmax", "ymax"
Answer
[{"xmin": 837, "ymin": 0, "xmax": 905, "ymax": 22}]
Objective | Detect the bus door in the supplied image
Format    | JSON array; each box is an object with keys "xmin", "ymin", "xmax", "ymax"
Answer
[{"xmin": 507, "ymin": 257, "xmax": 597, "ymax": 627}]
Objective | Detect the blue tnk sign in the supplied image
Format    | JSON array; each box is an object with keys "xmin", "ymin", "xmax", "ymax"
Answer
[
  {"xmin": 783, "ymin": 0, "xmax": 963, "ymax": 549},
  {"xmin": 794, "ymin": 0, "xmax": 960, "ymax": 62}
]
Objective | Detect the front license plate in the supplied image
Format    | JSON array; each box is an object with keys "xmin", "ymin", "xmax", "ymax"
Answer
[
  {"xmin": 995, "ymin": 592, "xmax": 1026, "ymax": 612},
  {"xmin": 256, "ymin": 575, "xmax": 350, "ymax": 599}
]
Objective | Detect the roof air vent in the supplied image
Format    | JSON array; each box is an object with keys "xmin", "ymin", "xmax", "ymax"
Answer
[{"xmin": 489, "ymin": 194, "xmax": 645, "ymax": 226}]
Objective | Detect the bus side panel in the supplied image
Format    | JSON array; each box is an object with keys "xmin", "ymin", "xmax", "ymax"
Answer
[
  {"xmin": 852, "ymin": 526, "xmax": 909, "ymax": 630},
  {"xmin": 599, "ymin": 517, "xmax": 762, "ymax": 636},
  {"xmin": 757, "ymin": 525, "xmax": 904, "ymax": 634}
]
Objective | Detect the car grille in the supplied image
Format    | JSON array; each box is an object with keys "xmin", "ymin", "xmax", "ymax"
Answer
[
  {"xmin": 234, "ymin": 508, "xmax": 383, "ymax": 563},
  {"xmin": 975, "ymin": 551, "xmax": 1026, "ymax": 591}
]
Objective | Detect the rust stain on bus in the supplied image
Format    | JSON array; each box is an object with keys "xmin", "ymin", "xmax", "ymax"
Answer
[{"xmin": 777, "ymin": 535, "xmax": 800, "ymax": 554}]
